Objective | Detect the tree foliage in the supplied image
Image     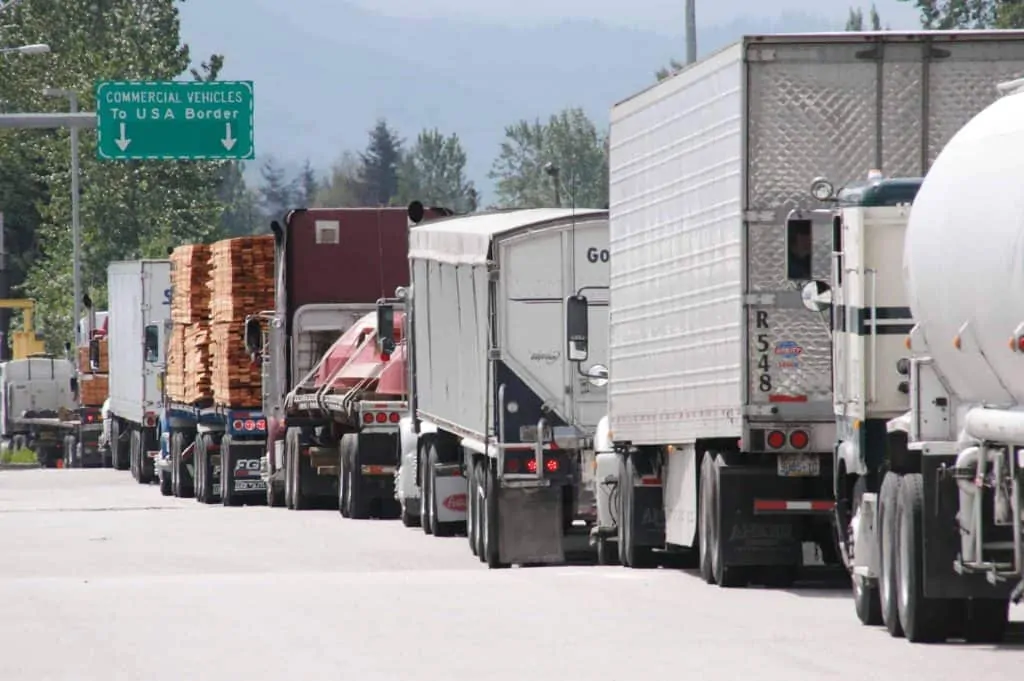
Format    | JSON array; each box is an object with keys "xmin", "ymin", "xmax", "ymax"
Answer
[
  {"xmin": 397, "ymin": 129, "xmax": 477, "ymax": 212},
  {"xmin": 0, "ymin": 0, "xmax": 229, "ymax": 348},
  {"xmin": 656, "ymin": 58, "xmax": 685, "ymax": 82},
  {"xmin": 897, "ymin": 0, "xmax": 1005, "ymax": 28},
  {"xmin": 489, "ymin": 108, "xmax": 608, "ymax": 209},
  {"xmin": 846, "ymin": 5, "xmax": 883, "ymax": 29},
  {"xmin": 359, "ymin": 119, "xmax": 403, "ymax": 206}
]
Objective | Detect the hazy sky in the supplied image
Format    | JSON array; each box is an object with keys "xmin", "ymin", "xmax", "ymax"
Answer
[{"xmin": 328, "ymin": 0, "xmax": 923, "ymax": 32}]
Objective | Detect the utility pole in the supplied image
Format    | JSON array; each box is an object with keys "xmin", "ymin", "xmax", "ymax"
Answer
[{"xmin": 685, "ymin": 0, "xmax": 697, "ymax": 65}]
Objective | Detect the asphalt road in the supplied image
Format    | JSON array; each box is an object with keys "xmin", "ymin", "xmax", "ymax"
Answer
[{"xmin": 0, "ymin": 469, "xmax": 1021, "ymax": 681}]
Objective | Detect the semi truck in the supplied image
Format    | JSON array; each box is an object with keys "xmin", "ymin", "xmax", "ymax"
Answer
[
  {"xmin": 386, "ymin": 207, "xmax": 610, "ymax": 567},
  {"xmin": 592, "ymin": 30, "xmax": 1024, "ymax": 580},
  {"xmin": 277, "ymin": 308, "xmax": 408, "ymax": 517},
  {"xmin": 103, "ymin": 259, "xmax": 171, "ymax": 482},
  {"xmin": 159, "ymin": 238, "xmax": 272, "ymax": 504},
  {"xmin": 0, "ymin": 355, "xmax": 90, "ymax": 467},
  {"xmin": 248, "ymin": 205, "xmax": 449, "ymax": 509},
  {"xmin": 819, "ymin": 75, "xmax": 1024, "ymax": 644}
]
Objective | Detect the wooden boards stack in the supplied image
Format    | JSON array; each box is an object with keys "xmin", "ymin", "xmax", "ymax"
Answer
[
  {"xmin": 79, "ymin": 373, "xmax": 108, "ymax": 407},
  {"xmin": 209, "ymin": 236, "xmax": 274, "ymax": 407},
  {"xmin": 168, "ymin": 244, "xmax": 213, "ymax": 405},
  {"xmin": 76, "ymin": 338, "xmax": 108, "ymax": 373}
]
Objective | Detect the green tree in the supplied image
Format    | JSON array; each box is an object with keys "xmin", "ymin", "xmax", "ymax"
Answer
[
  {"xmin": 258, "ymin": 156, "xmax": 298, "ymax": 221},
  {"xmin": 359, "ymin": 119, "xmax": 403, "ymax": 206},
  {"xmin": 298, "ymin": 159, "xmax": 319, "ymax": 208},
  {"xmin": 897, "ymin": 0, "xmax": 1000, "ymax": 28},
  {"xmin": 489, "ymin": 108, "xmax": 609, "ymax": 209},
  {"xmin": 219, "ymin": 162, "xmax": 263, "ymax": 236},
  {"xmin": 846, "ymin": 4, "xmax": 883, "ymax": 29},
  {"xmin": 3, "ymin": 0, "xmax": 229, "ymax": 348},
  {"xmin": 317, "ymin": 151, "xmax": 366, "ymax": 207},
  {"xmin": 397, "ymin": 128, "xmax": 477, "ymax": 213}
]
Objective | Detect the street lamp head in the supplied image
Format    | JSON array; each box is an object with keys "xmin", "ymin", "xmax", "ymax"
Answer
[{"xmin": 16, "ymin": 43, "xmax": 49, "ymax": 55}]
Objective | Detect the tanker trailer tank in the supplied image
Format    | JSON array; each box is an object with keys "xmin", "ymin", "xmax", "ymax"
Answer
[{"xmin": 878, "ymin": 81, "xmax": 1024, "ymax": 644}]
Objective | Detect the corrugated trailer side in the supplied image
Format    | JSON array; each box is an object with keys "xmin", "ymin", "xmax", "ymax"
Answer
[
  {"xmin": 408, "ymin": 222, "xmax": 490, "ymax": 438},
  {"xmin": 107, "ymin": 261, "xmax": 147, "ymax": 423},
  {"xmin": 608, "ymin": 43, "xmax": 745, "ymax": 447}
]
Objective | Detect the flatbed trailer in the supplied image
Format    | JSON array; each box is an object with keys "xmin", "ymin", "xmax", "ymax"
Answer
[
  {"xmin": 8, "ymin": 407, "xmax": 104, "ymax": 468},
  {"xmin": 280, "ymin": 308, "xmax": 407, "ymax": 515},
  {"xmin": 158, "ymin": 400, "xmax": 267, "ymax": 504}
]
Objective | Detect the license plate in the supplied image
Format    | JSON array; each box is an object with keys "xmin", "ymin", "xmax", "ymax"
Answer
[
  {"xmin": 777, "ymin": 453, "xmax": 820, "ymax": 477},
  {"xmin": 234, "ymin": 480, "xmax": 266, "ymax": 492}
]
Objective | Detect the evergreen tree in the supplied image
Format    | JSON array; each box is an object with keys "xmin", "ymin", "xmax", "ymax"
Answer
[
  {"xmin": 298, "ymin": 159, "xmax": 319, "ymax": 208},
  {"xmin": 258, "ymin": 156, "xmax": 298, "ymax": 221},
  {"xmin": 359, "ymin": 119, "xmax": 403, "ymax": 206}
]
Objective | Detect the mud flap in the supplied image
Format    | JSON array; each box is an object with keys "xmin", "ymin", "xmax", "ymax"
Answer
[
  {"xmin": 632, "ymin": 485, "xmax": 665, "ymax": 548},
  {"xmin": 498, "ymin": 484, "xmax": 564, "ymax": 564},
  {"xmin": 718, "ymin": 465, "xmax": 802, "ymax": 567}
]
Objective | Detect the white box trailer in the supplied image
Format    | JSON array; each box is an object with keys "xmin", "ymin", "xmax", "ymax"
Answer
[
  {"xmin": 597, "ymin": 31, "xmax": 1024, "ymax": 582},
  {"xmin": 400, "ymin": 208, "xmax": 610, "ymax": 568},
  {"xmin": 105, "ymin": 259, "xmax": 171, "ymax": 482}
]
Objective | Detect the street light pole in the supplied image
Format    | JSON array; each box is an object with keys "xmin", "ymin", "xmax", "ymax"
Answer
[{"xmin": 43, "ymin": 88, "xmax": 82, "ymax": 349}]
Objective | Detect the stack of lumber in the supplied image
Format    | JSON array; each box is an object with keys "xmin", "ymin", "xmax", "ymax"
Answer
[
  {"xmin": 77, "ymin": 338, "xmax": 108, "ymax": 373},
  {"xmin": 79, "ymin": 373, "xmax": 108, "ymax": 407},
  {"xmin": 168, "ymin": 244, "xmax": 213, "ymax": 405},
  {"xmin": 170, "ymin": 244, "xmax": 212, "ymax": 324},
  {"xmin": 183, "ymin": 325, "xmax": 212, "ymax": 404},
  {"xmin": 209, "ymin": 236, "xmax": 274, "ymax": 407}
]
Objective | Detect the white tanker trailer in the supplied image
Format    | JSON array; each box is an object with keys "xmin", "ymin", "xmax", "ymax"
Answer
[{"xmin": 806, "ymin": 79, "xmax": 1024, "ymax": 644}]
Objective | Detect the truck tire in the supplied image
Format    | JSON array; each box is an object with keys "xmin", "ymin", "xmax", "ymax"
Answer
[
  {"xmin": 338, "ymin": 436, "xmax": 351, "ymax": 517},
  {"xmin": 346, "ymin": 435, "xmax": 369, "ymax": 519},
  {"xmin": 466, "ymin": 457, "xmax": 479, "ymax": 554},
  {"xmin": 171, "ymin": 432, "xmax": 194, "ymax": 499},
  {"xmin": 220, "ymin": 436, "xmax": 240, "ymax": 507},
  {"xmin": 159, "ymin": 468, "xmax": 173, "ymax": 496},
  {"xmin": 878, "ymin": 472, "xmax": 903, "ymax": 637},
  {"xmin": 473, "ymin": 459, "xmax": 486, "ymax": 561},
  {"xmin": 617, "ymin": 454, "xmax": 656, "ymax": 569},
  {"xmin": 896, "ymin": 473, "xmax": 951, "ymax": 643},
  {"xmin": 482, "ymin": 460, "xmax": 509, "ymax": 569},
  {"xmin": 428, "ymin": 444, "xmax": 459, "ymax": 537},
  {"xmin": 196, "ymin": 433, "xmax": 217, "ymax": 504},
  {"xmin": 706, "ymin": 452, "xmax": 744, "ymax": 588},
  {"xmin": 699, "ymin": 454, "xmax": 715, "ymax": 583},
  {"xmin": 133, "ymin": 430, "xmax": 154, "ymax": 484},
  {"xmin": 419, "ymin": 444, "xmax": 433, "ymax": 535},
  {"xmin": 268, "ymin": 479, "xmax": 284, "ymax": 507},
  {"xmin": 111, "ymin": 420, "xmax": 129, "ymax": 471},
  {"xmin": 850, "ymin": 476, "xmax": 882, "ymax": 626},
  {"xmin": 285, "ymin": 428, "xmax": 308, "ymax": 511}
]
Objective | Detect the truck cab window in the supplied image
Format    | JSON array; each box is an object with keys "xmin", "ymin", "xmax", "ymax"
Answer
[{"xmin": 786, "ymin": 218, "xmax": 813, "ymax": 280}]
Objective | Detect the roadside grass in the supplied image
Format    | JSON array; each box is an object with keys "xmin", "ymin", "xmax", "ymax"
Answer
[{"xmin": 0, "ymin": 448, "xmax": 38, "ymax": 465}]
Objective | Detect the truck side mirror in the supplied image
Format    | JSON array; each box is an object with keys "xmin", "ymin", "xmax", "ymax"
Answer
[
  {"xmin": 88, "ymin": 338, "xmax": 99, "ymax": 370},
  {"xmin": 801, "ymin": 280, "xmax": 832, "ymax": 312},
  {"xmin": 566, "ymin": 294, "xmax": 589, "ymax": 362},
  {"xmin": 785, "ymin": 217, "xmax": 813, "ymax": 280},
  {"xmin": 143, "ymin": 324, "xmax": 159, "ymax": 363},
  {"xmin": 244, "ymin": 317, "xmax": 262, "ymax": 356},
  {"xmin": 377, "ymin": 304, "xmax": 396, "ymax": 357}
]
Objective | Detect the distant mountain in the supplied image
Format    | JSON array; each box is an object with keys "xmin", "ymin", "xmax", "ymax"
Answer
[{"xmin": 179, "ymin": 2, "xmax": 841, "ymax": 200}]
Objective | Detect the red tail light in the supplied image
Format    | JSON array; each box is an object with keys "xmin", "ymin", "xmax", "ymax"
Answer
[
  {"xmin": 389, "ymin": 412, "xmax": 400, "ymax": 423},
  {"xmin": 545, "ymin": 457, "xmax": 559, "ymax": 472},
  {"xmin": 375, "ymin": 412, "xmax": 387, "ymax": 424},
  {"xmin": 255, "ymin": 419, "xmax": 266, "ymax": 431},
  {"xmin": 232, "ymin": 419, "xmax": 244, "ymax": 430},
  {"xmin": 766, "ymin": 430, "xmax": 786, "ymax": 449},
  {"xmin": 362, "ymin": 412, "xmax": 374, "ymax": 424},
  {"xmin": 789, "ymin": 430, "xmax": 809, "ymax": 449},
  {"xmin": 505, "ymin": 458, "xmax": 520, "ymax": 473},
  {"xmin": 526, "ymin": 459, "xmax": 538, "ymax": 474}
]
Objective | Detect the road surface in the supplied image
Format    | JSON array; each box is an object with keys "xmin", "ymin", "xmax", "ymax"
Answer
[{"xmin": 0, "ymin": 469, "xmax": 1021, "ymax": 681}]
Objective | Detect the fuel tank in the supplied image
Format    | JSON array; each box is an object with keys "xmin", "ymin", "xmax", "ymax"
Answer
[{"xmin": 904, "ymin": 88, "xmax": 1024, "ymax": 406}]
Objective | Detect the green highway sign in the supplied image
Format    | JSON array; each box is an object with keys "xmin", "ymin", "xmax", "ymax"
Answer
[{"xmin": 95, "ymin": 80, "xmax": 254, "ymax": 161}]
